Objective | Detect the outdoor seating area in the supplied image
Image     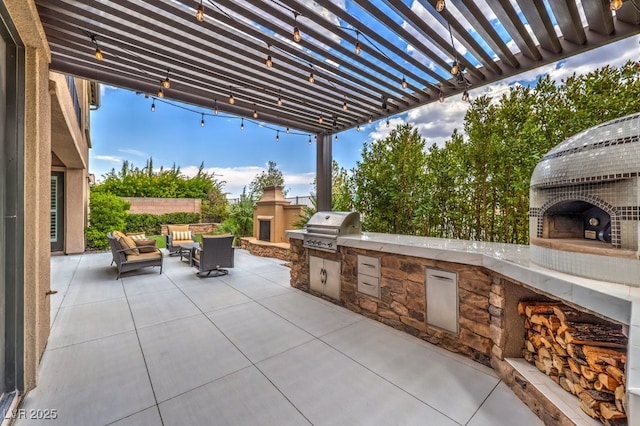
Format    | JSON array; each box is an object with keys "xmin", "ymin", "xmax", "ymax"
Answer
[
  {"xmin": 107, "ymin": 232, "xmax": 163, "ymax": 279},
  {"xmin": 17, "ymin": 249, "xmax": 543, "ymax": 425},
  {"xmin": 166, "ymin": 225, "xmax": 198, "ymax": 256}
]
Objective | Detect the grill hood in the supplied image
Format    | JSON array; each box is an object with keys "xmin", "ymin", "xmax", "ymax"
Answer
[{"xmin": 305, "ymin": 212, "xmax": 361, "ymax": 236}]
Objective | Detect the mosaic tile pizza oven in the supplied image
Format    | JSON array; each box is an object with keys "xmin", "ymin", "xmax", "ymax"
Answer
[{"xmin": 529, "ymin": 112, "xmax": 640, "ymax": 286}]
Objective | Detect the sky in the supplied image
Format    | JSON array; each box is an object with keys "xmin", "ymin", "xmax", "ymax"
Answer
[{"xmin": 88, "ymin": 3, "xmax": 640, "ymax": 200}]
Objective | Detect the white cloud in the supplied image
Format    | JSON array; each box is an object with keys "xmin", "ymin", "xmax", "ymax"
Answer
[
  {"xmin": 93, "ymin": 154, "xmax": 123, "ymax": 163},
  {"xmin": 179, "ymin": 165, "xmax": 314, "ymax": 199},
  {"xmin": 118, "ymin": 148, "xmax": 147, "ymax": 157}
]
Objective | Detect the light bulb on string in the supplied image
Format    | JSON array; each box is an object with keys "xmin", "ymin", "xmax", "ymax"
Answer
[
  {"xmin": 436, "ymin": 0, "xmax": 445, "ymax": 12},
  {"xmin": 229, "ymin": 92, "xmax": 235, "ymax": 104},
  {"xmin": 162, "ymin": 69, "xmax": 171, "ymax": 89},
  {"xmin": 196, "ymin": 0, "xmax": 205, "ymax": 21},
  {"xmin": 265, "ymin": 55, "xmax": 273, "ymax": 68},
  {"xmin": 439, "ymin": 91, "xmax": 444, "ymax": 103},
  {"xmin": 314, "ymin": 135, "xmax": 318, "ymax": 142},
  {"xmin": 318, "ymin": 114, "xmax": 323, "ymax": 124},
  {"xmin": 276, "ymin": 131, "xmax": 280, "ymax": 142},
  {"xmin": 200, "ymin": 113, "xmax": 205, "ymax": 127},
  {"xmin": 286, "ymin": 127, "xmax": 290, "ymax": 134},
  {"xmin": 308, "ymin": 136, "xmax": 312, "ymax": 145},
  {"xmin": 462, "ymin": 90, "xmax": 470, "ymax": 102},
  {"xmin": 335, "ymin": 134, "xmax": 338, "ymax": 142},
  {"xmin": 91, "ymin": 35, "xmax": 104, "ymax": 61},
  {"xmin": 342, "ymin": 97, "xmax": 348, "ymax": 110},
  {"xmin": 214, "ymin": 100, "xmax": 219, "ymax": 115},
  {"xmin": 240, "ymin": 118, "xmax": 244, "ymax": 130},
  {"xmin": 151, "ymin": 100, "xmax": 155, "ymax": 112},
  {"xmin": 308, "ymin": 70, "xmax": 314, "ymax": 83},
  {"xmin": 451, "ymin": 61, "xmax": 459, "ymax": 76},
  {"xmin": 368, "ymin": 115, "xmax": 373, "ymax": 124},
  {"xmin": 401, "ymin": 76, "xmax": 408, "ymax": 89},
  {"xmin": 293, "ymin": 13, "xmax": 301, "ymax": 42},
  {"xmin": 253, "ymin": 105, "xmax": 258, "ymax": 119},
  {"xmin": 386, "ymin": 118, "xmax": 390, "ymax": 128},
  {"xmin": 277, "ymin": 96, "xmax": 283, "ymax": 106},
  {"xmin": 610, "ymin": 0, "xmax": 623, "ymax": 10},
  {"xmin": 157, "ymin": 88, "xmax": 164, "ymax": 98}
]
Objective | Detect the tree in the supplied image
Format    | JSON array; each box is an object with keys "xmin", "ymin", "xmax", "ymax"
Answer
[
  {"xmin": 216, "ymin": 187, "xmax": 254, "ymax": 244},
  {"xmin": 249, "ymin": 161, "xmax": 287, "ymax": 200},
  {"xmin": 351, "ymin": 124, "xmax": 429, "ymax": 235}
]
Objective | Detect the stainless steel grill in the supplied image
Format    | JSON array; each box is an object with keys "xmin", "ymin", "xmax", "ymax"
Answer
[{"xmin": 303, "ymin": 211, "xmax": 361, "ymax": 253}]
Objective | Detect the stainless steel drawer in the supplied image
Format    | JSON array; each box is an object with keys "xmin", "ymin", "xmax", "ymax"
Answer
[
  {"xmin": 357, "ymin": 255, "xmax": 380, "ymax": 277},
  {"xmin": 357, "ymin": 274, "xmax": 380, "ymax": 298}
]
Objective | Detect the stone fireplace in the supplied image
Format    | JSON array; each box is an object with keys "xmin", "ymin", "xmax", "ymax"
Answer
[
  {"xmin": 252, "ymin": 186, "xmax": 305, "ymax": 244},
  {"xmin": 529, "ymin": 112, "xmax": 640, "ymax": 285}
]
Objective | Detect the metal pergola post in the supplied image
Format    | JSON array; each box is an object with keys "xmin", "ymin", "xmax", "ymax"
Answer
[{"xmin": 315, "ymin": 132, "xmax": 331, "ymax": 212}]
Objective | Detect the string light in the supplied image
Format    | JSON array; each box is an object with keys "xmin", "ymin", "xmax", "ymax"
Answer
[
  {"xmin": 157, "ymin": 88, "xmax": 164, "ymax": 98},
  {"xmin": 91, "ymin": 35, "xmax": 103, "ymax": 61},
  {"xmin": 308, "ymin": 136, "xmax": 312, "ymax": 145},
  {"xmin": 401, "ymin": 76, "xmax": 408, "ymax": 89},
  {"xmin": 240, "ymin": 118, "xmax": 244, "ymax": 130},
  {"xmin": 342, "ymin": 97, "xmax": 348, "ymax": 110},
  {"xmin": 318, "ymin": 114, "xmax": 324, "ymax": 124},
  {"xmin": 355, "ymin": 31, "xmax": 361, "ymax": 55},
  {"xmin": 253, "ymin": 108, "xmax": 258, "ymax": 119},
  {"xmin": 200, "ymin": 113, "xmax": 205, "ymax": 127},
  {"xmin": 277, "ymin": 90, "xmax": 283, "ymax": 106},
  {"xmin": 293, "ymin": 13, "xmax": 301, "ymax": 42},
  {"xmin": 451, "ymin": 61, "xmax": 460, "ymax": 76},
  {"xmin": 314, "ymin": 135, "xmax": 318, "ymax": 142},
  {"xmin": 276, "ymin": 131, "xmax": 280, "ymax": 142},
  {"xmin": 335, "ymin": 134, "xmax": 338, "ymax": 141},
  {"xmin": 308, "ymin": 67, "xmax": 314, "ymax": 83},
  {"xmin": 439, "ymin": 91, "xmax": 444, "ymax": 103},
  {"xmin": 229, "ymin": 88, "xmax": 235, "ymax": 104},
  {"xmin": 368, "ymin": 115, "xmax": 373, "ymax": 124},
  {"xmin": 462, "ymin": 90, "xmax": 470, "ymax": 102},
  {"xmin": 356, "ymin": 124, "xmax": 361, "ymax": 132},
  {"xmin": 151, "ymin": 100, "xmax": 155, "ymax": 112},
  {"xmin": 286, "ymin": 127, "xmax": 290, "ymax": 134},
  {"xmin": 386, "ymin": 118, "xmax": 390, "ymax": 128},
  {"xmin": 436, "ymin": 0, "xmax": 445, "ymax": 12},
  {"xmin": 610, "ymin": 0, "xmax": 623, "ymax": 10},
  {"xmin": 214, "ymin": 99, "xmax": 219, "ymax": 115},
  {"xmin": 265, "ymin": 54, "xmax": 273, "ymax": 68},
  {"xmin": 196, "ymin": 0, "xmax": 205, "ymax": 21},
  {"xmin": 162, "ymin": 68, "xmax": 171, "ymax": 89}
]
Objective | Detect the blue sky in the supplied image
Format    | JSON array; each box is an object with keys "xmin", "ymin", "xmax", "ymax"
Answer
[{"xmin": 89, "ymin": 2, "xmax": 640, "ymax": 199}]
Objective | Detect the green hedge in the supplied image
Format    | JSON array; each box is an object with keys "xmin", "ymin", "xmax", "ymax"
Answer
[
  {"xmin": 124, "ymin": 212, "xmax": 201, "ymax": 235},
  {"xmin": 86, "ymin": 192, "xmax": 131, "ymax": 249}
]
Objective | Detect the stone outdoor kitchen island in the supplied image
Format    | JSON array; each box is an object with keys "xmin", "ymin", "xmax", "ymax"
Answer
[{"xmin": 287, "ymin": 113, "xmax": 640, "ymax": 426}]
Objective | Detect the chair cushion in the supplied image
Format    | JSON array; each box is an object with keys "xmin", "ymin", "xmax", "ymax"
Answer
[
  {"xmin": 172, "ymin": 230, "xmax": 192, "ymax": 241},
  {"xmin": 126, "ymin": 251, "xmax": 162, "ymax": 261},
  {"xmin": 118, "ymin": 235, "xmax": 140, "ymax": 255},
  {"xmin": 127, "ymin": 232, "xmax": 146, "ymax": 240},
  {"xmin": 112, "ymin": 230, "xmax": 126, "ymax": 239},
  {"xmin": 133, "ymin": 238, "xmax": 156, "ymax": 253},
  {"xmin": 168, "ymin": 225, "xmax": 190, "ymax": 234}
]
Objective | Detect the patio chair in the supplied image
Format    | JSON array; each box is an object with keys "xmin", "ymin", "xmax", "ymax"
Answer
[
  {"xmin": 107, "ymin": 232, "xmax": 163, "ymax": 279},
  {"xmin": 166, "ymin": 224, "xmax": 197, "ymax": 256},
  {"xmin": 190, "ymin": 234, "xmax": 235, "ymax": 277}
]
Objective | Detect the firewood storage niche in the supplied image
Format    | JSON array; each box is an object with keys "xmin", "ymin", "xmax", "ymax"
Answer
[{"xmin": 517, "ymin": 297, "xmax": 628, "ymax": 425}]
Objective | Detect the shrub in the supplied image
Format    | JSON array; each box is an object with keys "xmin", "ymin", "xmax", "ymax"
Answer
[
  {"xmin": 86, "ymin": 192, "xmax": 130, "ymax": 249},
  {"xmin": 159, "ymin": 212, "xmax": 200, "ymax": 225},
  {"xmin": 125, "ymin": 214, "xmax": 160, "ymax": 235}
]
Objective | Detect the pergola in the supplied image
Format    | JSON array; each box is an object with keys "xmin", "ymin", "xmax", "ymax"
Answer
[{"xmin": 34, "ymin": 0, "xmax": 640, "ymax": 209}]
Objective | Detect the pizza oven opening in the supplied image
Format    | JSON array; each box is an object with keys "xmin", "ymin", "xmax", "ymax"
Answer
[{"xmin": 543, "ymin": 201, "xmax": 611, "ymax": 244}]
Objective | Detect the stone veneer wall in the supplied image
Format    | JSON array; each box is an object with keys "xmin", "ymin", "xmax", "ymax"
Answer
[
  {"xmin": 160, "ymin": 223, "xmax": 217, "ymax": 235},
  {"xmin": 288, "ymin": 239, "xmax": 594, "ymax": 425},
  {"xmin": 238, "ymin": 238, "xmax": 291, "ymax": 261}
]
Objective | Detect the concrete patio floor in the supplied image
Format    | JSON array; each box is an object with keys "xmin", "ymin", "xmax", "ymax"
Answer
[{"xmin": 16, "ymin": 249, "xmax": 543, "ymax": 425}]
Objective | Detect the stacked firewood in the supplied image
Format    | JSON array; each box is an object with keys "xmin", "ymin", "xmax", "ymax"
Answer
[{"xmin": 518, "ymin": 301, "xmax": 628, "ymax": 426}]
